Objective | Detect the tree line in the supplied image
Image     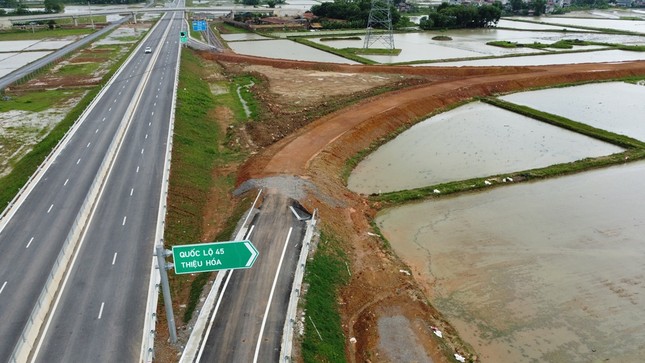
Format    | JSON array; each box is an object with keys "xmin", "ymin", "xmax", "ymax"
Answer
[
  {"xmin": 420, "ymin": 3, "xmax": 502, "ymax": 29},
  {"xmin": 311, "ymin": 0, "xmax": 501, "ymax": 30}
]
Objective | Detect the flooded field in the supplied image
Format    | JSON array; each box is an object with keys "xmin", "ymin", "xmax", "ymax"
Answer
[
  {"xmin": 226, "ymin": 39, "xmax": 358, "ymax": 64},
  {"xmin": 347, "ymin": 101, "xmax": 623, "ymax": 194},
  {"xmin": 376, "ymin": 161, "xmax": 645, "ymax": 363},
  {"xmin": 500, "ymin": 82, "xmax": 645, "ymax": 142},
  {"xmin": 518, "ymin": 16, "xmax": 645, "ymax": 34},
  {"xmin": 419, "ymin": 48, "xmax": 645, "ymax": 67}
]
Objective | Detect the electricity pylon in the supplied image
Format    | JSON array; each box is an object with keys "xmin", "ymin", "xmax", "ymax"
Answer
[{"xmin": 363, "ymin": 0, "xmax": 395, "ymax": 50}]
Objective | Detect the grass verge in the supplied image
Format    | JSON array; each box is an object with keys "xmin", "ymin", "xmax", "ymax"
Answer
[
  {"xmin": 302, "ymin": 230, "xmax": 350, "ymax": 363},
  {"xmin": 164, "ymin": 49, "xmax": 250, "ymax": 322}
]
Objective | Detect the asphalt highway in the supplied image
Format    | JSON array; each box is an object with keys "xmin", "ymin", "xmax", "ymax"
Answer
[
  {"xmin": 199, "ymin": 193, "xmax": 307, "ymax": 362},
  {"xmin": 0, "ymin": 9, "xmax": 182, "ymax": 363},
  {"xmin": 31, "ymin": 11, "xmax": 184, "ymax": 363}
]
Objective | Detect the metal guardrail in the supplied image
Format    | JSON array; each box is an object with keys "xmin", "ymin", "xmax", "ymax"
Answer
[{"xmin": 280, "ymin": 208, "xmax": 317, "ymax": 362}]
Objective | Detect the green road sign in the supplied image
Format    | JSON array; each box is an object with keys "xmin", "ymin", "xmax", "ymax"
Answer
[
  {"xmin": 172, "ymin": 240, "xmax": 259, "ymax": 274},
  {"xmin": 180, "ymin": 30, "xmax": 187, "ymax": 43}
]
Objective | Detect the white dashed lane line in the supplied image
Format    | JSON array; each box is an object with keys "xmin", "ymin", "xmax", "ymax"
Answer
[
  {"xmin": 0, "ymin": 281, "xmax": 6, "ymax": 295},
  {"xmin": 47, "ymin": 204, "xmax": 53, "ymax": 214},
  {"xmin": 26, "ymin": 237, "xmax": 34, "ymax": 248},
  {"xmin": 136, "ymin": 166, "xmax": 140, "ymax": 173},
  {"xmin": 130, "ymin": 188, "xmax": 134, "ymax": 196},
  {"xmin": 77, "ymin": 158, "xmax": 81, "ymax": 165},
  {"xmin": 112, "ymin": 253, "xmax": 118, "ymax": 265},
  {"xmin": 64, "ymin": 178, "xmax": 69, "ymax": 186},
  {"xmin": 97, "ymin": 302, "xmax": 105, "ymax": 320},
  {"xmin": 122, "ymin": 216, "xmax": 127, "ymax": 226}
]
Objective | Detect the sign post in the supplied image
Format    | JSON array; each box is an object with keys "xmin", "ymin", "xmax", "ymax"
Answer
[{"xmin": 172, "ymin": 240, "xmax": 259, "ymax": 274}]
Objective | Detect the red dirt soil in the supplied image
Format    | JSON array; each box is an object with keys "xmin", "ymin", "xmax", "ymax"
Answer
[{"xmin": 203, "ymin": 51, "xmax": 645, "ymax": 362}]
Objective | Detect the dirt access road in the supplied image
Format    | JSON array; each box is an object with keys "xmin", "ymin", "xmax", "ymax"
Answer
[{"xmin": 204, "ymin": 51, "xmax": 645, "ymax": 362}]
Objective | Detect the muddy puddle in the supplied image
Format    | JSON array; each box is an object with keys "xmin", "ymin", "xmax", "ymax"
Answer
[
  {"xmin": 376, "ymin": 161, "xmax": 645, "ymax": 362},
  {"xmin": 347, "ymin": 101, "xmax": 623, "ymax": 194}
]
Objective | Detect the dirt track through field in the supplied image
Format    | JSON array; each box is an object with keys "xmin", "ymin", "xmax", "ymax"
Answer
[{"xmin": 210, "ymin": 55, "xmax": 645, "ymax": 181}]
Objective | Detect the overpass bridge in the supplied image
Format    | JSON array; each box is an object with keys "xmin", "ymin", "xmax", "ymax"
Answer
[{"xmin": 2, "ymin": 6, "xmax": 274, "ymax": 27}]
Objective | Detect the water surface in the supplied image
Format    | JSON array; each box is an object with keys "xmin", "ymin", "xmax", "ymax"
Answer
[
  {"xmin": 348, "ymin": 102, "xmax": 623, "ymax": 194},
  {"xmin": 501, "ymin": 82, "xmax": 645, "ymax": 142},
  {"xmin": 376, "ymin": 161, "xmax": 645, "ymax": 363}
]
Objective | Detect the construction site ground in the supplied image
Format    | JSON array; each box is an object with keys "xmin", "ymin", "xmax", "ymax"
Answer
[{"xmin": 202, "ymin": 52, "xmax": 645, "ymax": 363}]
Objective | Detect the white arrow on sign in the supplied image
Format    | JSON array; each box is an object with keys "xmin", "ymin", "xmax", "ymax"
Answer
[{"xmin": 245, "ymin": 241, "xmax": 258, "ymax": 267}]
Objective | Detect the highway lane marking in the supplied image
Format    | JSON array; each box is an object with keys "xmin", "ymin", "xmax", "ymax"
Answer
[
  {"xmin": 141, "ymin": 148, "xmax": 144, "ymax": 155},
  {"xmin": 253, "ymin": 227, "xmax": 293, "ymax": 363},
  {"xmin": 64, "ymin": 178, "xmax": 69, "ymax": 186},
  {"xmin": 153, "ymin": 102, "xmax": 156, "ymax": 107},
  {"xmin": 196, "ymin": 270, "xmax": 234, "ymax": 363},
  {"xmin": 151, "ymin": 111, "xmax": 154, "ymax": 116},
  {"xmin": 196, "ymin": 224, "xmax": 256, "ymax": 360},
  {"xmin": 145, "ymin": 134, "xmax": 148, "ymax": 139},
  {"xmin": 102, "ymin": 117, "xmax": 106, "ymax": 122},
  {"xmin": 47, "ymin": 204, "xmax": 53, "ymax": 213},
  {"xmin": 87, "ymin": 142, "xmax": 91, "ymax": 148},
  {"xmin": 77, "ymin": 158, "xmax": 81, "ymax": 165},
  {"xmin": 98, "ymin": 302, "xmax": 105, "ymax": 319},
  {"xmin": 119, "ymin": 91, "xmax": 122, "ymax": 96},
  {"xmin": 148, "ymin": 122, "xmax": 151, "ymax": 126},
  {"xmin": 130, "ymin": 188, "xmax": 134, "ymax": 196},
  {"xmin": 26, "ymin": 237, "xmax": 34, "ymax": 248},
  {"xmin": 136, "ymin": 166, "xmax": 140, "ymax": 173},
  {"xmin": 112, "ymin": 253, "xmax": 118, "ymax": 265},
  {"xmin": 96, "ymin": 128, "xmax": 99, "ymax": 133},
  {"xmin": 122, "ymin": 216, "xmax": 127, "ymax": 226},
  {"xmin": 108, "ymin": 107, "xmax": 112, "ymax": 112},
  {"xmin": 0, "ymin": 281, "xmax": 6, "ymax": 295}
]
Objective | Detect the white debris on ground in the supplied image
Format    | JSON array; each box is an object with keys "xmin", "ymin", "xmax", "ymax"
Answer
[
  {"xmin": 454, "ymin": 353, "xmax": 466, "ymax": 362},
  {"xmin": 431, "ymin": 326, "xmax": 443, "ymax": 338}
]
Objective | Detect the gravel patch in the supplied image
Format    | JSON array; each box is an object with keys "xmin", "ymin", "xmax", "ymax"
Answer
[
  {"xmin": 235, "ymin": 175, "xmax": 344, "ymax": 208},
  {"xmin": 378, "ymin": 315, "xmax": 433, "ymax": 363}
]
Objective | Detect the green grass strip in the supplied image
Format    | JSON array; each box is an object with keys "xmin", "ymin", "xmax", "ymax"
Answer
[
  {"xmin": 0, "ymin": 28, "xmax": 94, "ymax": 41},
  {"xmin": 166, "ymin": 50, "xmax": 251, "ymax": 322},
  {"xmin": 482, "ymin": 97, "xmax": 645, "ymax": 149},
  {"xmin": 302, "ymin": 231, "xmax": 350, "ymax": 363}
]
